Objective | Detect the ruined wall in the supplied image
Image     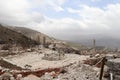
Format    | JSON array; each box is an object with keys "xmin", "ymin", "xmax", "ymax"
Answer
[
  {"xmin": 42, "ymin": 52, "xmax": 65, "ymax": 61},
  {"xmin": 107, "ymin": 58, "xmax": 120, "ymax": 80},
  {"xmin": 0, "ymin": 58, "xmax": 23, "ymax": 70}
]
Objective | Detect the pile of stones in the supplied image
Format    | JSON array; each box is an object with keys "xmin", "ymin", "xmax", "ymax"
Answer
[{"xmin": 40, "ymin": 62, "xmax": 101, "ymax": 80}]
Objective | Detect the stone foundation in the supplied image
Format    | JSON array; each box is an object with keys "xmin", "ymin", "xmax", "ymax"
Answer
[
  {"xmin": 42, "ymin": 52, "xmax": 65, "ymax": 61},
  {"xmin": 107, "ymin": 58, "xmax": 120, "ymax": 80}
]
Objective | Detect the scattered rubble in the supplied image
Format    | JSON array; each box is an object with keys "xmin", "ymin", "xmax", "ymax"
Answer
[
  {"xmin": 40, "ymin": 62, "xmax": 101, "ymax": 80},
  {"xmin": 0, "ymin": 41, "xmax": 120, "ymax": 80}
]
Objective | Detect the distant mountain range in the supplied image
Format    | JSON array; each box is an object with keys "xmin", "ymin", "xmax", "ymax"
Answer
[
  {"xmin": 70, "ymin": 36, "xmax": 120, "ymax": 49},
  {"xmin": 7, "ymin": 26, "xmax": 84, "ymax": 49},
  {"xmin": 0, "ymin": 24, "xmax": 82, "ymax": 50},
  {"xmin": 3, "ymin": 23, "xmax": 118, "ymax": 50}
]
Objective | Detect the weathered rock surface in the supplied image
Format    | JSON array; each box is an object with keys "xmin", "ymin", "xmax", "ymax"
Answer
[
  {"xmin": 107, "ymin": 58, "xmax": 120, "ymax": 80},
  {"xmin": 40, "ymin": 62, "xmax": 103, "ymax": 80}
]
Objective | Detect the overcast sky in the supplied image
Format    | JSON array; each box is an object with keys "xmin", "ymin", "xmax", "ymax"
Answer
[{"xmin": 0, "ymin": 0, "xmax": 120, "ymax": 40}]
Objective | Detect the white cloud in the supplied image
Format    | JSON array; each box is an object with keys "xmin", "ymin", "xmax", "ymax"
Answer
[
  {"xmin": 35, "ymin": 3, "xmax": 120, "ymax": 39},
  {"xmin": 0, "ymin": 0, "xmax": 66, "ymax": 26},
  {"xmin": 67, "ymin": 4, "xmax": 120, "ymax": 32},
  {"xmin": 0, "ymin": 0, "xmax": 31, "ymax": 25},
  {"xmin": 91, "ymin": 0, "xmax": 101, "ymax": 2},
  {"xmin": 53, "ymin": 6, "xmax": 64, "ymax": 12},
  {"xmin": 0, "ymin": 0, "xmax": 120, "ymax": 40},
  {"xmin": 31, "ymin": 0, "xmax": 66, "ymax": 12},
  {"xmin": 67, "ymin": 8, "xmax": 80, "ymax": 13},
  {"xmin": 0, "ymin": 0, "xmax": 47, "ymax": 26}
]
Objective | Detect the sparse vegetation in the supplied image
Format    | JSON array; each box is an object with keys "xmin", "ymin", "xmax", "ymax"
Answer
[
  {"xmin": 6, "ymin": 26, "xmax": 55, "ymax": 45},
  {"xmin": 1, "ymin": 44, "xmax": 11, "ymax": 50},
  {"xmin": 0, "ymin": 24, "xmax": 39, "ymax": 48}
]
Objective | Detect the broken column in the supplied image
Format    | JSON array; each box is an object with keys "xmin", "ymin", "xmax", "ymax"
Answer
[
  {"xmin": 43, "ymin": 36, "xmax": 46, "ymax": 48},
  {"xmin": 92, "ymin": 39, "xmax": 96, "ymax": 54},
  {"xmin": 106, "ymin": 58, "xmax": 120, "ymax": 80}
]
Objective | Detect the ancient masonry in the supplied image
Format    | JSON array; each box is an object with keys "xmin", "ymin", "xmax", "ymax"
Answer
[
  {"xmin": 107, "ymin": 58, "xmax": 120, "ymax": 80},
  {"xmin": 42, "ymin": 51, "xmax": 65, "ymax": 61}
]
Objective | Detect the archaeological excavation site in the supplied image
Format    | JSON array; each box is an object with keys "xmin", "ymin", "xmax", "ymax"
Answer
[
  {"xmin": 0, "ymin": 24, "xmax": 120, "ymax": 80},
  {"xmin": 0, "ymin": 1, "xmax": 120, "ymax": 79}
]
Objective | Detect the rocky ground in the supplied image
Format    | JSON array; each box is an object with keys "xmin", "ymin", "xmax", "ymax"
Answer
[
  {"xmin": 40, "ymin": 61, "xmax": 108, "ymax": 80},
  {"xmin": 5, "ymin": 49, "xmax": 89, "ymax": 70},
  {"xmin": 0, "ymin": 48, "xmax": 108, "ymax": 80}
]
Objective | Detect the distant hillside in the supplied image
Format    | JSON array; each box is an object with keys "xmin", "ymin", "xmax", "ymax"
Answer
[
  {"xmin": 6, "ymin": 26, "xmax": 56, "ymax": 44},
  {"xmin": 9, "ymin": 27, "xmax": 85, "ymax": 49},
  {"xmin": 5, "ymin": 25, "xmax": 85, "ymax": 51},
  {"xmin": 65, "ymin": 41, "xmax": 86, "ymax": 50},
  {"xmin": 0, "ymin": 24, "xmax": 38, "ymax": 48},
  {"xmin": 71, "ymin": 36, "xmax": 120, "ymax": 49}
]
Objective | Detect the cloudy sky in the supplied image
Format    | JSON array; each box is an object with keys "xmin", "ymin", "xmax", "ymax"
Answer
[{"xmin": 0, "ymin": 0, "xmax": 120, "ymax": 41}]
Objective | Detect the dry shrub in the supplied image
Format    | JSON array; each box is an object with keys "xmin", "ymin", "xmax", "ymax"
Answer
[{"xmin": 1, "ymin": 44, "xmax": 11, "ymax": 50}]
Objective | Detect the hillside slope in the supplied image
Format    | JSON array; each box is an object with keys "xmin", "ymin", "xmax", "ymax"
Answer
[
  {"xmin": 7, "ymin": 26, "xmax": 55, "ymax": 44},
  {"xmin": 0, "ymin": 24, "xmax": 38, "ymax": 47},
  {"xmin": 5, "ymin": 25, "xmax": 85, "ymax": 52}
]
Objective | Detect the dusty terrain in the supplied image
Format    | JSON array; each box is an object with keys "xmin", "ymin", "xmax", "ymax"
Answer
[{"xmin": 5, "ymin": 49, "xmax": 89, "ymax": 70}]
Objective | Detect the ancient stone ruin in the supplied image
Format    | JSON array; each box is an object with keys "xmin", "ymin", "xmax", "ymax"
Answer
[
  {"xmin": 42, "ymin": 51, "xmax": 65, "ymax": 61},
  {"xmin": 107, "ymin": 58, "xmax": 120, "ymax": 80}
]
